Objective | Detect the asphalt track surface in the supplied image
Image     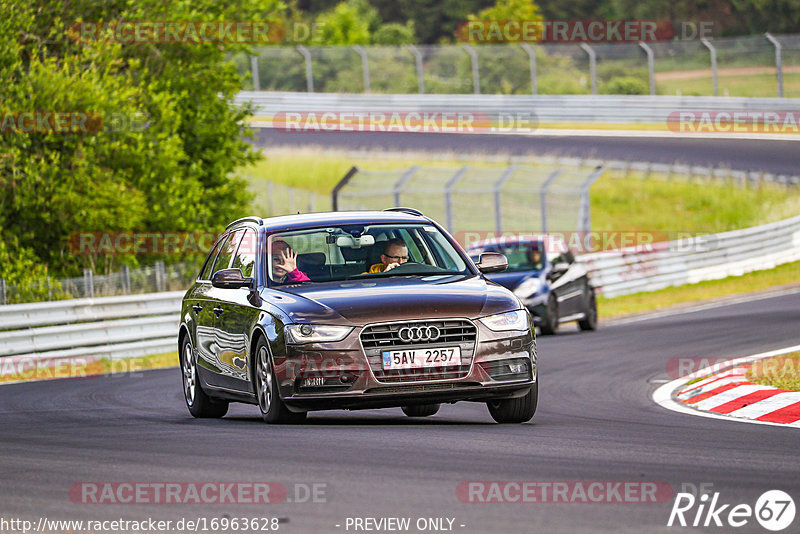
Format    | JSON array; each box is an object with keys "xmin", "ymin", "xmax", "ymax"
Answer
[
  {"xmin": 254, "ymin": 129, "xmax": 800, "ymax": 176},
  {"xmin": 2, "ymin": 291, "xmax": 799, "ymax": 533}
]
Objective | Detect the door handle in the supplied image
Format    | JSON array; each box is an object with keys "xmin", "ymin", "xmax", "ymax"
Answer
[
  {"xmin": 213, "ymin": 307, "xmax": 224, "ymax": 317},
  {"xmin": 192, "ymin": 305, "xmax": 202, "ymax": 313}
]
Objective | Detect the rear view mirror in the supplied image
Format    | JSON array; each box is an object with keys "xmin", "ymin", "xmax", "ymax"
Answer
[
  {"xmin": 212, "ymin": 268, "xmax": 254, "ymax": 290},
  {"xmin": 336, "ymin": 234, "xmax": 375, "ymax": 249},
  {"xmin": 476, "ymin": 252, "xmax": 508, "ymax": 274}
]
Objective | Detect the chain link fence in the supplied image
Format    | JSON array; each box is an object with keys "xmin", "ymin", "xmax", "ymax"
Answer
[
  {"xmin": 235, "ymin": 33, "xmax": 800, "ymax": 98},
  {"xmin": 0, "ymin": 262, "xmax": 199, "ymax": 305},
  {"xmin": 332, "ymin": 164, "xmax": 604, "ymax": 236}
]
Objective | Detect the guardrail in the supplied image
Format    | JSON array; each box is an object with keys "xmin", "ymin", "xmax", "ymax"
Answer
[
  {"xmin": 0, "ymin": 291, "xmax": 183, "ymax": 378},
  {"xmin": 237, "ymin": 92, "xmax": 800, "ymax": 127},
  {"xmin": 580, "ymin": 215, "xmax": 800, "ymax": 298}
]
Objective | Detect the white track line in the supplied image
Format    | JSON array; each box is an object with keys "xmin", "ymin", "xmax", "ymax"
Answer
[{"xmin": 653, "ymin": 344, "xmax": 800, "ymax": 429}]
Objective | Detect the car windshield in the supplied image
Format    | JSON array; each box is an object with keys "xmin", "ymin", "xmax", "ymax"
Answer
[
  {"xmin": 471, "ymin": 243, "xmax": 545, "ymax": 273},
  {"xmin": 266, "ymin": 223, "xmax": 471, "ymax": 286}
]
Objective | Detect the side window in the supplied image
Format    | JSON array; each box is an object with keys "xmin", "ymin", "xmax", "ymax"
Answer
[
  {"xmin": 198, "ymin": 236, "xmax": 225, "ymax": 280},
  {"xmin": 232, "ymin": 229, "xmax": 257, "ymax": 277},
  {"xmin": 211, "ymin": 230, "xmax": 243, "ymax": 275}
]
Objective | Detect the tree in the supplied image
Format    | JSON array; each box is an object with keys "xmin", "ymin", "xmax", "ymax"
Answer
[{"xmin": 0, "ymin": 0, "xmax": 286, "ymax": 277}]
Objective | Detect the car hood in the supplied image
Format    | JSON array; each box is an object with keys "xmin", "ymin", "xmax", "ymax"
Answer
[
  {"xmin": 270, "ymin": 274, "xmax": 520, "ymax": 325},
  {"xmin": 484, "ymin": 271, "xmax": 539, "ymax": 290}
]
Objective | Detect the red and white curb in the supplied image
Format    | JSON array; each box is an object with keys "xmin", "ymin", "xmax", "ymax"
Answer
[{"xmin": 653, "ymin": 344, "xmax": 800, "ymax": 429}]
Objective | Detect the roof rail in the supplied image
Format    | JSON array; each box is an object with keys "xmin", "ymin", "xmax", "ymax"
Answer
[
  {"xmin": 383, "ymin": 207, "xmax": 424, "ymax": 217},
  {"xmin": 226, "ymin": 216, "xmax": 263, "ymax": 229}
]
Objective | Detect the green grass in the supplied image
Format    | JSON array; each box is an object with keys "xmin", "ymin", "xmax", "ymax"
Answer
[
  {"xmin": 747, "ymin": 352, "xmax": 800, "ymax": 391},
  {"xmin": 245, "ymin": 148, "xmax": 800, "ymax": 234},
  {"xmin": 598, "ymin": 260, "xmax": 800, "ymax": 318},
  {"xmin": 591, "ymin": 176, "xmax": 800, "ymax": 234},
  {"xmin": 657, "ymin": 72, "xmax": 795, "ymax": 97}
]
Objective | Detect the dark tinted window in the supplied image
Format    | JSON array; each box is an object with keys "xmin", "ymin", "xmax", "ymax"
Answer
[
  {"xmin": 198, "ymin": 236, "xmax": 225, "ymax": 280},
  {"xmin": 232, "ymin": 229, "xmax": 257, "ymax": 277},
  {"xmin": 211, "ymin": 230, "xmax": 243, "ymax": 275}
]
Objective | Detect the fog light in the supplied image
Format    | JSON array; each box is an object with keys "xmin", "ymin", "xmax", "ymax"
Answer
[{"xmin": 508, "ymin": 361, "xmax": 527, "ymax": 374}]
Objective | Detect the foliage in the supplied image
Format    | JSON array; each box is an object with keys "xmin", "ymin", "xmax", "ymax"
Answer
[
  {"xmin": 0, "ymin": 0, "xmax": 283, "ymax": 277},
  {"xmin": 601, "ymin": 76, "xmax": 649, "ymax": 95},
  {"xmin": 372, "ymin": 22, "xmax": 416, "ymax": 45}
]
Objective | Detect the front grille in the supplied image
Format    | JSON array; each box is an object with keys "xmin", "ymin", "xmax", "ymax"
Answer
[
  {"xmin": 478, "ymin": 357, "xmax": 532, "ymax": 382},
  {"xmin": 360, "ymin": 319, "xmax": 477, "ymax": 383}
]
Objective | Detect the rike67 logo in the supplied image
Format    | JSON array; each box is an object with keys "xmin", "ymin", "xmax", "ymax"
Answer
[{"xmin": 668, "ymin": 487, "xmax": 795, "ymax": 531}]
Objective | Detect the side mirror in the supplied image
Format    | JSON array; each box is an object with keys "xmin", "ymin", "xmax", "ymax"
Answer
[
  {"xmin": 476, "ymin": 252, "xmax": 508, "ymax": 274},
  {"xmin": 212, "ymin": 268, "xmax": 254, "ymax": 290}
]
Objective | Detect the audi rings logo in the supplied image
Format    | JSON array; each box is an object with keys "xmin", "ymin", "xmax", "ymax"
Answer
[{"xmin": 398, "ymin": 325, "xmax": 441, "ymax": 343}]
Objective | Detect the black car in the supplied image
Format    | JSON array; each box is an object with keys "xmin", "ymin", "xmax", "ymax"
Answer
[
  {"xmin": 179, "ymin": 209, "xmax": 538, "ymax": 424},
  {"xmin": 467, "ymin": 235, "xmax": 597, "ymax": 335}
]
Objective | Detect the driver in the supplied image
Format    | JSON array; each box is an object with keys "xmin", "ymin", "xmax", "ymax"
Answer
[
  {"xmin": 365, "ymin": 239, "xmax": 409, "ymax": 273},
  {"xmin": 270, "ymin": 240, "xmax": 310, "ymax": 284},
  {"xmin": 528, "ymin": 247, "xmax": 543, "ymax": 270}
]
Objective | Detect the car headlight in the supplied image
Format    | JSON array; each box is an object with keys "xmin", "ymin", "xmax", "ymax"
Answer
[
  {"xmin": 479, "ymin": 310, "xmax": 529, "ymax": 332},
  {"xmin": 513, "ymin": 277, "xmax": 543, "ymax": 299},
  {"xmin": 285, "ymin": 324, "xmax": 353, "ymax": 344}
]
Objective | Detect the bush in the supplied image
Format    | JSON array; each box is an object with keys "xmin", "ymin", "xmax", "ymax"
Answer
[{"xmin": 601, "ymin": 76, "xmax": 649, "ymax": 95}]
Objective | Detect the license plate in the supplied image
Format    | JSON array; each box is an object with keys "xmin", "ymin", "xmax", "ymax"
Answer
[{"xmin": 381, "ymin": 347, "xmax": 461, "ymax": 370}]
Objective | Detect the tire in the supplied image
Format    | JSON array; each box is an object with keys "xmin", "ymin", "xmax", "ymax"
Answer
[
  {"xmin": 487, "ymin": 382, "xmax": 538, "ymax": 424},
  {"xmin": 539, "ymin": 295, "xmax": 559, "ymax": 335},
  {"xmin": 578, "ymin": 288, "xmax": 598, "ymax": 331},
  {"xmin": 180, "ymin": 336, "xmax": 228, "ymax": 418},
  {"xmin": 401, "ymin": 404, "xmax": 440, "ymax": 417},
  {"xmin": 254, "ymin": 337, "xmax": 307, "ymax": 424}
]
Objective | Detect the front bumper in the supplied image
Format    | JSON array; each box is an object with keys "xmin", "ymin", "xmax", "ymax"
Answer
[{"xmin": 273, "ymin": 320, "xmax": 537, "ymax": 412}]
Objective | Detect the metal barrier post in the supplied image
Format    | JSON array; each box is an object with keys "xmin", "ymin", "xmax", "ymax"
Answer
[
  {"xmin": 462, "ymin": 44, "xmax": 481, "ymax": 94},
  {"xmin": 393, "ymin": 166, "xmax": 420, "ymax": 207},
  {"xmin": 296, "ymin": 46, "xmax": 314, "ymax": 92},
  {"xmin": 701, "ymin": 38, "xmax": 718, "ymax": 96},
  {"xmin": 121, "ymin": 265, "xmax": 131, "ymax": 294},
  {"xmin": 83, "ymin": 269, "xmax": 94, "ymax": 298},
  {"xmin": 578, "ymin": 166, "xmax": 605, "ymax": 234},
  {"xmin": 765, "ymin": 33, "xmax": 784, "ymax": 98},
  {"xmin": 638, "ymin": 42, "xmax": 656, "ymax": 95},
  {"xmin": 520, "ymin": 43, "xmax": 538, "ymax": 95},
  {"xmin": 579, "ymin": 43, "xmax": 597, "ymax": 94},
  {"xmin": 0, "ymin": 278, "xmax": 5, "ymax": 305},
  {"xmin": 332, "ymin": 166, "xmax": 359, "ymax": 211},
  {"xmin": 249, "ymin": 54, "xmax": 260, "ymax": 91},
  {"xmin": 444, "ymin": 166, "xmax": 469, "ymax": 233},
  {"xmin": 539, "ymin": 169, "xmax": 561, "ymax": 234},
  {"xmin": 353, "ymin": 45, "xmax": 371, "ymax": 93},
  {"xmin": 155, "ymin": 261, "xmax": 165, "ymax": 292},
  {"xmin": 493, "ymin": 166, "xmax": 518, "ymax": 233},
  {"xmin": 407, "ymin": 45, "xmax": 425, "ymax": 94}
]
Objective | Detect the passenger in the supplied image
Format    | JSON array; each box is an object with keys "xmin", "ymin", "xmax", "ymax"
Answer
[
  {"xmin": 365, "ymin": 238, "xmax": 409, "ymax": 273},
  {"xmin": 528, "ymin": 247, "xmax": 543, "ymax": 270},
  {"xmin": 270, "ymin": 240, "xmax": 310, "ymax": 284}
]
